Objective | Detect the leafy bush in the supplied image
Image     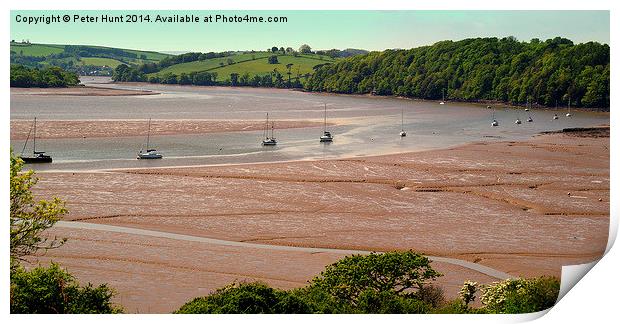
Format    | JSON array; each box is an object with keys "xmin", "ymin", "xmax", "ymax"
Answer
[
  {"xmin": 480, "ymin": 276, "xmax": 560, "ymax": 313},
  {"xmin": 10, "ymin": 150, "xmax": 67, "ymax": 269},
  {"xmin": 10, "ymin": 263, "xmax": 122, "ymax": 314},
  {"xmin": 175, "ymin": 282, "xmax": 312, "ymax": 314}
]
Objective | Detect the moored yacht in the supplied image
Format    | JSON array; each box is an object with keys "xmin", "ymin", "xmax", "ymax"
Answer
[
  {"xmin": 262, "ymin": 113, "xmax": 277, "ymax": 146},
  {"xmin": 20, "ymin": 117, "xmax": 52, "ymax": 163},
  {"xmin": 320, "ymin": 103, "xmax": 333, "ymax": 142},
  {"xmin": 137, "ymin": 118, "xmax": 163, "ymax": 159}
]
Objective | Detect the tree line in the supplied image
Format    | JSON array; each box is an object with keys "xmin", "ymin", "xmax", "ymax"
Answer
[
  {"xmin": 305, "ymin": 37, "xmax": 610, "ymax": 109},
  {"xmin": 10, "ymin": 64, "xmax": 80, "ymax": 87},
  {"xmin": 113, "ymin": 63, "xmax": 306, "ymax": 88}
]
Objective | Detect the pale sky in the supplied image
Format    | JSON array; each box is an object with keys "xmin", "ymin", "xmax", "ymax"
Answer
[{"xmin": 10, "ymin": 10, "xmax": 610, "ymax": 52}]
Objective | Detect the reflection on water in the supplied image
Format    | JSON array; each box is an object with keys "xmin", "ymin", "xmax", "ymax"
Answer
[{"xmin": 11, "ymin": 78, "xmax": 609, "ymax": 172}]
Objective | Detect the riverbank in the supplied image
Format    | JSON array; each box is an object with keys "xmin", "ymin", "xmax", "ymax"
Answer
[
  {"xmin": 10, "ymin": 86, "xmax": 158, "ymax": 96},
  {"xmin": 92, "ymin": 80, "xmax": 611, "ymax": 113},
  {"xmin": 28, "ymin": 129, "xmax": 609, "ymax": 312}
]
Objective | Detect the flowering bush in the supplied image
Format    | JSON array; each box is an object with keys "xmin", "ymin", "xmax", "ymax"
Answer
[{"xmin": 480, "ymin": 277, "xmax": 560, "ymax": 313}]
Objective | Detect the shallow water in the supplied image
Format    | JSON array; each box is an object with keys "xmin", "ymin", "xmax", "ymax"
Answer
[{"xmin": 11, "ymin": 77, "xmax": 609, "ymax": 171}]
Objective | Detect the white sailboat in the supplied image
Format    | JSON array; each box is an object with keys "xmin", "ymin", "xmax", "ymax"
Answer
[
  {"xmin": 439, "ymin": 89, "xmax": 445, "ymax": 105},
  {"xmin": 566, "ymin": 98, "xmax": 572, "ymax": 117},
  {"xmin": 320, "ymin": 103, "xmax": 333, "ymax": 142},
  {"xmin": 137, "ymin": 118, "xmax": 163, "ymax": 159},
  {"xmin": 20, "ymin": 117, "xmax": 52, "ymax": 163},
  {"xmin": 399, "ymin": 106, "xmax": 407, "ymax": 137},
  {"xmin": 526, "ymin": 98, "xmax": 533, "ymax": 122},
  {"xmin": 262, "ymin": 113, "xmax": 277, "ymax": 146},
  {"xmin": 491, "ymin": 109, "xmax": 499, "ymax": 127}
]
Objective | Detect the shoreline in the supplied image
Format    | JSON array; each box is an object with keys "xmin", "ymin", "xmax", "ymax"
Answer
[
  {"xmin": 80, "ymin": 81, "xmax": 611, "ymax": 113},
  {"xmin": 10, "ymin": 85, "xmax": 159, "ymax": 97}
]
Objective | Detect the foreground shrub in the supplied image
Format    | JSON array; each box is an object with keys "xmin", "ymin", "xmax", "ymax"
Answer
[
  {"xmin": 432, "ymin": 300, "xmax": 489, "ymax": 314},
  {"xmin": 480, "ymin": 276, "xmax": 560, "ymax": 313},
  {"xmin": 308, "ymin": 250, "xmax": 442, "ymax": 310},
  {"xmin": 176, "ymin": 251, "xmax": 444, "ymax": 314},
  {"xmin": 10, "ymin": 263, "xmax": 122, "ymax": 314},
  {"xmin": 175, "ymin": 282, "xmax": 312, "ymax": 314}
]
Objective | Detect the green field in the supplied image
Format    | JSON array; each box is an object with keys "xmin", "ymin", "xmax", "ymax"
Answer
[
  {"xmin": 149, "ymin": 52, "xmax": 335, "ymax": 80},
  {"xmin": 10, "ymin": 42, "xmax": 170, "ymax": 66},
  {"xmin": 213, "ymin": 55, "xmax": 333, "ymax": 81},
  {"xmin": 150, "ymin": 52, "xmax": 272, "ymax": 76},
  {"xmin": 80, "ymin": 57, "xmax": 124, "ymax": 68},
  {"xmin": 10, "ymin": 43, "xmax": 64, "ymax": 57}
]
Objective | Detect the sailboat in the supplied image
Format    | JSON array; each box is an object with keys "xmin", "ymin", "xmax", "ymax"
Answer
[
  {"xmin": 399, "ymin": 106, "xmax": 407, "ymax": 136},
  {"xmin": 320, "ymin": 103, "xmax": 333, "ymax": 142},
  {"xmin": 566, "ymin": 98, "xmax": 572, "ymax": 117},
  {"xmin": 262, "ymin": 113, "xmax": 277, "ymax": 146},
  {"xmin": 439, "ymin": 89, "xmax": 445, "ymax": 105},
  {"xmin": 137, "ymin": 118, "xmax": 163, "ymax": 159},
  {"xmin": 526, "ymin": 99, "xmax": 533, "ymax": 122},
  {"xmin": 491, "ymin": 109, "xmax": 499, "ymax": 127},
  {"xmin": 20, "ymin": 117, "xmax": 52, "ymax": 163}
]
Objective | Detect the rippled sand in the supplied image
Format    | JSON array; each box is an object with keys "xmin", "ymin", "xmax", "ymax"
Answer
[
  {"xmin": 28, "ymin": 129, "xmax": 609, "ymax": 313},
  {"xmin": 11, "ymin": 119, "xmax": 329, "ymax": 140}
]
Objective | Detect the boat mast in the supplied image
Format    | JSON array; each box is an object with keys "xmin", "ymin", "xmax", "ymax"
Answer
[
  {"xmin": 265, "ymin": 113, "xmax": 269, "ymax": 139},
  {"xmin": 33, "ymin": 117, "xmax": 37, "ymax": 154},
  {"xmin": 146, "ymin": 118, "xmax": 151, "ymax": 150},
  {"xmin": 21, "ymin": 123, "xmax": 33, "ymax": 155},
  {"xmin": 324, "ymin": 103, "xmax": 327, "ymax": 132},
  {"xmin": 401, "ymin": 106, "xmax": 404, "ymax": 131}
]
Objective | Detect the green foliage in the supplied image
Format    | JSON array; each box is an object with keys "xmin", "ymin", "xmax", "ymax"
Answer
[
  {"xmin": 175, "ymin": 282, "xmax": 312, "ymax": 314},
  {"xmin": 112, "ymin": 64, "xmax": 145, "ymax": 82},
  {"xmin": 10, "ymin": 64, "xmax": 80, "ymax": 88},
  {"xmin": 308, "ymin": 251, "xmax": 442, "ymax": 307},
  {"xmin": 299, "ymin": 44, "xmax": 312, "ymax": 54},
  {"xmin": 432, "ymin": 300, "xmax": 489, "ymax": 314},
  {"xmin": 355, "ymin": 289, "xmax": 431, "ymax": 314},
  {"xmin": 459, "ymin": 280, "xmax": 478, "ymax": 305},
  {"xmin": 480, "ymin": 276, "xmax": 560, "ymax": 314},
  {"xmin": 268, "ymin": 55, "xmax": 279, "ymax": 64},
  {"xmin": 306, "ymin": 37, "xmax": 609, "ymax": 109},
  {"xmin": 10, "ymin": 263, "xmax": 122, "ymax": 314},
  {"xmin": 10, "ymin": 150, "xmax": 67, "ymax": 268}
]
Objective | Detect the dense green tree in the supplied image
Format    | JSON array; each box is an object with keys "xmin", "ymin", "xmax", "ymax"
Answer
[
  {"xmin": 299, "ymin": 44, "xmax": 312, "ymax": 54},
  {"xmin": 10, "ymin": 65, "xmax": 79, "ymax": 88},
  {"xmin": 267, "ymin": 55, "xmax": 279, "ymax": 64},
  {"xmin": 10, "ymin": 263, "xmax": 122, "ymax": 314},
  {"xmin": 308, "ymin": 251, "xmax": 442, "ymax": 308},
  {"xmin": 230, "ymin": 73, "xmax": 239, "ymax": 86}
]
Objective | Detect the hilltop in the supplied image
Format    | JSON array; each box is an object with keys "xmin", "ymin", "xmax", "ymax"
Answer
[
  {"xmin": 146, "ymin": 51, "xmax": 336, "ymax": 82},
  {"xmin": 10, "ymin": 41, "xmax": 170, "ymax": 76}
]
